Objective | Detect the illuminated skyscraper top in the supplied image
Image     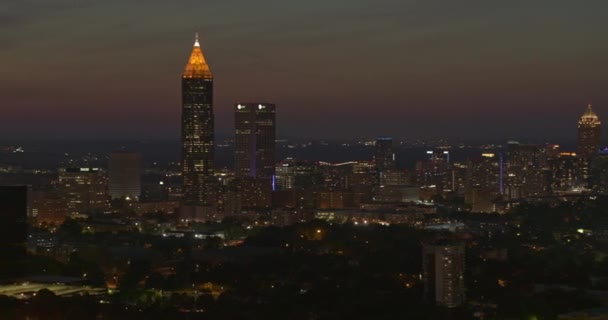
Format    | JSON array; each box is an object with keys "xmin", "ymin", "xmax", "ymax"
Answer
[
  {"xmin": 578, "ymin": 104, "xmax": 601, "ymax": 160},
  {"xmin": 183, "ymin": 33, "xmax": 213, "ymax": 79},
  {"xmin": 579, "ymin": 104, "xmax": 601, "ymax": 127}
]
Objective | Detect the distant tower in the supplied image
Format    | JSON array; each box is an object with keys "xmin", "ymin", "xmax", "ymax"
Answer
[
  {"xmin": 422, "ymin": 241, "xmax": 466, "ymax": 308},
  {"xmin": 577, "ymin": 104, "xmax": 601, "ymax": 160},
  {"xmin": 181, "ymin": 33, "xmax": 215, "ymax": 206},
  {"xmin": 234, "ymin": 103, "xmax": 276, "ymax": 209},
  {"xmin": 235, "ymin": 103, "xmax": 276, "ymax": 179},
  {"xmin": 374, "ymin": 137, "xmax": 395, "ymax": 184},
  {"xmin": 109, "ymin": 151, "xmax": 142, "ymax": 201}
]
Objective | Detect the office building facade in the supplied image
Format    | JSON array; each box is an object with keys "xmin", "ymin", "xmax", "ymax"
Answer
[
  {"xmin": 235, "ymin": 103, "xmax": 276, "ymax": 179},
  {"xmin": 234, "ymin": 103, "xmax": 276, "ymax": 209},
  {"xmin": 58, "ymin": 167, "xmax": 109, "ymax": 216}
]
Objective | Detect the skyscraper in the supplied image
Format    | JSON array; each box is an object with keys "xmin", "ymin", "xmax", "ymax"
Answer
[
  {"xmin": 108, "ymin": 151, "xmax": 141, "ymax": 201},
  {"xmin": 235, "ymin": 103, "xmax": 276, "ymax": 179},
  {"xmin": 234, "ymin": 103, "xmax": 276, "ymax": 209},
  {"xmin": 577, "ymin": 104, "xmax": 601, "ymax": 160},
  {"xmin": 182, "ymin": 34, "xmax": 215, "ymax": 206},
  {"xmin": 423, "ymin": 240, "xmax": 466, "ymax": 308},
  {"xmin": 374, "ymin": 137, "xmax": 395, "ymax": 184}
]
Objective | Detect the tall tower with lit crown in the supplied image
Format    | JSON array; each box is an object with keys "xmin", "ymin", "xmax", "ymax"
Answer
[
  {"xmin": 578, "ymin": 104, "xmax": 601, "ymax": 160},
  {"xmin": 182, "ymin": 33, "xmax": 215, "ymax": 206}
]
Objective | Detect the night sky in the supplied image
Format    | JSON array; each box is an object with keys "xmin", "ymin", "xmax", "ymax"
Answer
[{"xmin": 1, "ymin": 0, "xmax": 607, "ymax": 141}]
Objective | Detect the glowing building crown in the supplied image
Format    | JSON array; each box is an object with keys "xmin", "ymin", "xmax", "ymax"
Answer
[
  {"xmin": 579, "ymin": 104, "xmax": 600, "ymax": 127},
  {"xmin": 183, "ymin": 33, "xmax": 213, "ymax": 79}
]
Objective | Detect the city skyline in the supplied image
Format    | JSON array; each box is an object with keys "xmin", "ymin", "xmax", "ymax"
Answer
[
  {"xmin": 1, "ymin": 1, "xmax": 607, "ymax": 140},
  {"xmin": 3, "ymin": 3, "xmax": 608, "ymax": 318}
]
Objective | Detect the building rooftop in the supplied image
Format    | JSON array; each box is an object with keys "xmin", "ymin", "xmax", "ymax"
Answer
[
  {"xmin": 580, "ymin": 104, "xmax": 601, "ymax": 126},
  {"xmin": 183, "ymin": 33, "xmax": 213, "ymax": 79}
]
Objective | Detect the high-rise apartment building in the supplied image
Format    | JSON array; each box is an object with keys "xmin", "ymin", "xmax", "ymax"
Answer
[
  {"xmin": 182, "ymin": 34, "xmax": 215, "ymax": 206},
  {"xmin": 577, "ymin": 104, "xmax": 601, "ymax": 160},
  {"xmin": 422, "ymin": 241, "xmax": 466, "ymax": 308},
  {"xmin": 108, "ymin": 151, "xmax": 141, "ymax": 201}
]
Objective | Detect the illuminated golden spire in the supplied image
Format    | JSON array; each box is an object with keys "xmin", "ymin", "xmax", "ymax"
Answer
[{"xmin": 183, "ymin": 33, "xmax": 213, "ymax": 79}]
